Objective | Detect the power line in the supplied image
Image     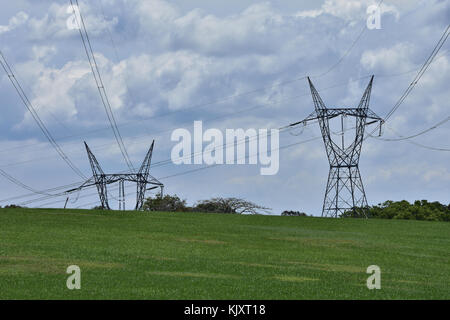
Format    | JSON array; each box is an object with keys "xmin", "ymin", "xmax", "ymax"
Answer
[
  {"xmin": 0, "ymin": 51, "xmax": 87, "ymax": 179},
  {"xmin": 311, "ymin": 0, "xmax": 384, "ymax": 78},
  {"xmin": 97, "ymin": 0, "xmax": 142, "ymax": 131},
  {"xmin": 379, "ymin": 117, "xmax": 450, "ymax": 141},
  {"xmin": 69, "ymin": 0, "xmax": 135, "ymax": 172},
  {"xmin": 385, "ymin": 24, "xmax": 450, "ymax": 122},
  {"xmin": 5, "ymin": 60, "xmax": 75, "ymax": 134},
  {"xmin": 0, "ymin": 180, "xmax": 84, "ymax": 204},
  {"xmin": 0, "ymin": 169, "xmax": 51, "ymax": 196},
  {"xmin": 369, "ymin": 123, "xmax": 450, "ymax": 152},
  {"xmin": 366, "ymin": 23, "xmax": 450, "ymax": 139},
  {"xmin": 403, "ymin": 140, "xmax": 450, "ymax": 152}
]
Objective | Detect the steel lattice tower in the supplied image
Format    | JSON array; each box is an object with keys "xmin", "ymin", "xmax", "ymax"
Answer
[
  {"xmin": 67, "ymin": 140, "xmax": 164, "ymax": 210},
  {"xmin": 289, "ymin": 76, "xmax": 383, "ymax": 217}
]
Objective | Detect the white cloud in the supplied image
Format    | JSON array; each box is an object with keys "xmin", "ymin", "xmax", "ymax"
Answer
[
  {"xmin": 295, "ymin": 9, "xmax": 323, "ymax": 19},
  {"xmin": 322, "ymin": 0, "xmax": 365, "ymax": 21},
  {"xmin": 367, "ymin": 163, "xmax": 450, "ymax": 185},
  {"xmin": 22, "ymin": 59, "xmax": 91, "ymax": 125},
  {"xmin": 423, "ymin": 168, "xmax": 450, "ymax": 183},
  {"xmin": 31, "ymin": 45, "xmax": 57, "ymax": 62},
  {"xmin": 360, "ymin": 42, "xmax": 416, "ymax": 73},
  {"xmin": 0, "ymin": 11, "xmax": 28, "ymax": 34},
  {"xmin": 26, "ymin": 2, "xmax": 117, "ymax": 40},
  {"xmin": 131, "ymin": 1, "xmax": 291, "ymax": 56}
]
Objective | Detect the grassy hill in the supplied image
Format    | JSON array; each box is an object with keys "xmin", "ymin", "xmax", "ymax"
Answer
[{"xmin": 0, "ymin": 207, "xmax": 449, "ymax": 299}]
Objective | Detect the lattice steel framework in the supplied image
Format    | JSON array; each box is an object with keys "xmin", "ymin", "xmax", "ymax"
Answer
[
  {"xmin": 67, "ymin": 141, "xmax": 164, "ymax": 210},
  {"xmin": 289, "ymin": 76, "xmax": 383, "ymax": 217}
]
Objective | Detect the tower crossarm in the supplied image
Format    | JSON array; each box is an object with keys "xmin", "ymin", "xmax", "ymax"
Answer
[
  {"xmin": 284, "ymin": 110, "xmax": 319, "ymax": 129},
  {"xmin": 65, "ymin": 173, "xmax": 163, "ymax": 192},
  {"xmin": 65, "ymin": 177, "xmax": 96, "ymax": 193},
  {"xmin": 321, "ymin": 108, "xmax": 383, "ymax": 121},
  {"xmin": 145, "ymin": 174, "xmax": 164, "ymax": 187},
  {"xmin": 286, "ymin": 108, "xmax": 383, "ymax": 129}
]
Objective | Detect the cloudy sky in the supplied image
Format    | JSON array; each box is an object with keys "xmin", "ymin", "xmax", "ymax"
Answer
[{"xmin": 0, "ymin": 0, "xmax": 448, "ymax": 214}]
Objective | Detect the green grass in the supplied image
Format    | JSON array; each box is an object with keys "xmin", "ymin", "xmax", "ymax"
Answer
[{"xmin": 0, "ymin": 208, "xmax": 449, "ymax": 299}]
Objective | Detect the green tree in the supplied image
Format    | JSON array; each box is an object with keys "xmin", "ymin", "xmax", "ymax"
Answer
[
  {"xmin": 143, "ymin": 193, "xmax": 188, "ymax": 212},
  {"xmin": 281, "ymin": 210, "xmax": 307, "ymax": 216}
]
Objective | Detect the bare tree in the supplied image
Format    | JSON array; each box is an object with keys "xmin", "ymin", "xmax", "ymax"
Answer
[{"xmin": 194, "ymin": 197, "xmax": 271, "ymax": 215}]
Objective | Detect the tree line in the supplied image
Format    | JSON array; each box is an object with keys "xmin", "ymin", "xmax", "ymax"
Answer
[
  {"xmin": 2, "ymin": 195, "xmax": 448, "ymax": 222},
  {"xmin": 342, "ymin": 200, "xmax": 450, "ymax": 221},
  {"xmin": 142, "ymin": 194, "xmax": 449, "ymax": 221},
  {"xmin": 142, "ymin": 193, "xmax": 271, "ymax": 215}
]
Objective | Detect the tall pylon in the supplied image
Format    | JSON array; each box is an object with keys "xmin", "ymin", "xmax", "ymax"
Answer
[
  {"xmin": 287, "ymin": 76, "xmax": 384, "ymax": 217},
  {"xmin": 67, "ymin": 141, "xmax": 164, "ymax": 210}
]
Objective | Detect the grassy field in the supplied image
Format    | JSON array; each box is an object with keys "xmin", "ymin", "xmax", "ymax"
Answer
[{"xmin": 0, "ymin": 207, "xmax": 449, "ymax": 299}]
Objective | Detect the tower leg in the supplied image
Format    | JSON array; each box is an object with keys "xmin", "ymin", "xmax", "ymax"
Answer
[
  {"xmin": 135, "ymin": 176, "xmax": 146, "ymax": 211},
  {"xmin": 96, "ymin": 176, "xmax": 110, "ymax": 210},
  {"xmin": 350, "ymin": 166, "xmax": 368, "ymax": 216}
]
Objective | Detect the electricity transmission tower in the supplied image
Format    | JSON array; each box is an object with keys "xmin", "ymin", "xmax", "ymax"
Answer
[
  {"xmin": 289, "ymin": 76, "xmax": 383, "ymax": 217},
  {"xmin": 67, "ymin": 141, "xmax": 164, "ymax": 210}
]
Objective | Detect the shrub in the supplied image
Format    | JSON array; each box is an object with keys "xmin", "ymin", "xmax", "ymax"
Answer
[
  {"xmin": 342, "ymin": 200, "xmax": 449, "ymax": 221},
  {"xmin": 143, "ymin": 193, "xmax": 188, "ymax": 212},
  {"xmin": 194, "ymin": 197, "xmax": 270, "ymax": 215},
  {"xmin": 281, "ymin": 210, "xmax": 307, "ymax": 216}
]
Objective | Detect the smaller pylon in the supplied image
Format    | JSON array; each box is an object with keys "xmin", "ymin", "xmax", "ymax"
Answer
[{"xmin": 67, "ymin": 141, "xmax": 164, "ymax": 211}]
